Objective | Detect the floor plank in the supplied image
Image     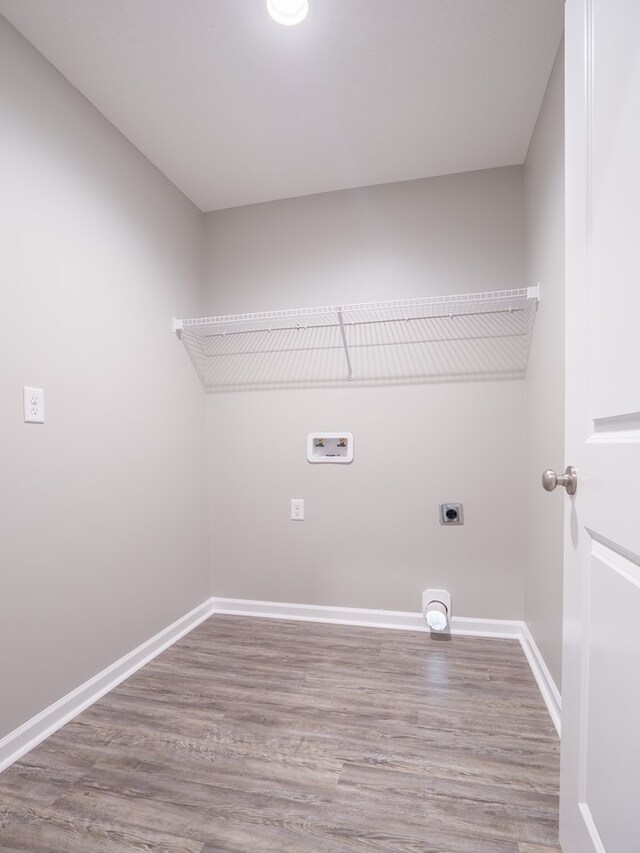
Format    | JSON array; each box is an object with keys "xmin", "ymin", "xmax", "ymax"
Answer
[{"xmin": 0, "ymin": 615, "xmax": 560, "ymax": 851}]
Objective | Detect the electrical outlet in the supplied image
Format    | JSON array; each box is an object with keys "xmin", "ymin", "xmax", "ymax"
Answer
[
  {"xmin": 23, "ymin": 386, "xmax": 44, "ymax": 424},
  {"xmin": 440, "ymin": 503, "xmax": 463, "ymax": 524},
  {"xmin": 291, "ymin": 499, "xmax": 304, "ymax": 521}
]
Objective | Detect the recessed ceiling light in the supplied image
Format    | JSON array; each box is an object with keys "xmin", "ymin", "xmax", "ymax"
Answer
[{"xmin": 267, "ymin": 0, "xmax": 309, "ymax": 27}]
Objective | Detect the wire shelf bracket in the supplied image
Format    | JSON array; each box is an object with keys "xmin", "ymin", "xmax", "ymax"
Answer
[
  {"xmin": 337, "ymin": 310, "xmax": 353, "ymax": 380},
  {"xmin": 174, "ymin": 286, "xmax": 541, "ymax": 391}
]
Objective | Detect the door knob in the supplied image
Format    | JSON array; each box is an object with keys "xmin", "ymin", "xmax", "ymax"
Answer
[{"xmin": 542, "ymin": 466, "xmax": 577, "ymax": 495}]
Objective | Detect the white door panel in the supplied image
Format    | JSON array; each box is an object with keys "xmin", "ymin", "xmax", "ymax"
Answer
[
  {"xmin": 590, "ymin": 0, "xmax": 640, "ymax": 421},
  {"xmin": 584, "ymin": 542, "xmax": 640, "ymax": 851}
]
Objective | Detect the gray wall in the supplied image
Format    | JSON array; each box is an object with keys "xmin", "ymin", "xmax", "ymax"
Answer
[
  {"xmin": 0, "ymin": 17, "xmax": 210, "ymax": 739},
  {"xmin": 204, "ymin": 167, "xmax": 527, "ymax": 617},
  {"xmin": 523, "ymin": 42, "xmax": 565, "ymax": 689},
  {"xmin": 0, "ymin": 9, "xmax": 564, "ymax": 741}
]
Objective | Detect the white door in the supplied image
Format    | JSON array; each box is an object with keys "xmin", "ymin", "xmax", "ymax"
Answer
[{"xmin": 561, "ymin": 1, "xmax": 640, "ymax": 851}]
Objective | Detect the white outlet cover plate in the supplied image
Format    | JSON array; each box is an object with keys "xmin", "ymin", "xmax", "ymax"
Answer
[
  {"xmin": 291, "ymin": 499, "xmax": 304, "ymax": 520},
  {"xmin": 23, "ymin": 386, "xmax": 44, "ymax": 423},
  {"xmin": 307, "ymin": 432, "xmax": 353, "ymax": 464}
]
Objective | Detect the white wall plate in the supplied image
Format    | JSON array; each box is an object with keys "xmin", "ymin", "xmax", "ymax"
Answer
[
  {"xmin": 422, "ymin": 589, "xmax": 452, "ymax": 622},
  {"xmin": 23, "ymin": 386, "xmax": 44, "ymax": 423},
  {"xmin": 307, "ymin": 432, "xmax": 353, "ymax": 464}
]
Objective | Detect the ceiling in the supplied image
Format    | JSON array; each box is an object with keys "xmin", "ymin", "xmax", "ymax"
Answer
[{"xmin": 0, "ymin": 0, "xmax": 564, "ymax": 212}]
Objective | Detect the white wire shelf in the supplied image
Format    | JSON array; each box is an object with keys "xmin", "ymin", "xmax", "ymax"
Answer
[{"xmin": 174, "ymin": 286, "xmax": 540, "ymax": 391}]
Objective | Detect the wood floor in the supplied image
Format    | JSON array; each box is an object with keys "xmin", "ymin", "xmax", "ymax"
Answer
[{"xmin": 0, "ymin": 616, "xmax": 561, "ymax": 852}]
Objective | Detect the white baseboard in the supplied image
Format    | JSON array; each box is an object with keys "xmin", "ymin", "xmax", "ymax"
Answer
[
  {"xmin": 212, "ymin": 597, "xmax": 561, "ymax": 735},
  {"xmin": 0, "ymin": 597, "xmax": 215, "ymax": 773},
  {"xmin": 212, "ymin": 596, "xmax": 524, "ymax": 638},
  {"xmin": 519, "ymin": 623, "xmax": 562, "ymax": 736},
  {"xmin": 213, "ymin": 597, "xmax": 427, "ymax": 631}
]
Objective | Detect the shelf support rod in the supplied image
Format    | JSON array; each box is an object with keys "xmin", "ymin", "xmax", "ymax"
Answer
[{"xmin": 337, "ymin": 310, "xmax": 353, "ymax": 381}]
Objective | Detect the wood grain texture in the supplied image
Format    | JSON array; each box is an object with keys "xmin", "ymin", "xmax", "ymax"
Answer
[{"xmin": 0, "ymin": 616, "xmax": 561, "ymax": 851}]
